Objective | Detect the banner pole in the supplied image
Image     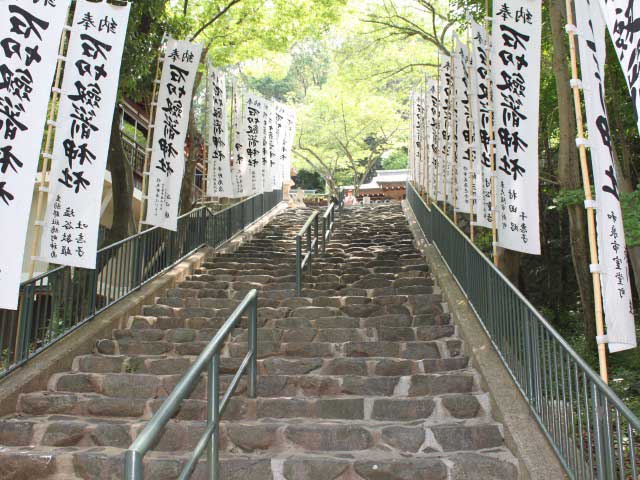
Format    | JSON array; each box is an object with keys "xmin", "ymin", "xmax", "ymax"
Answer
[
  {"xmin": 485, "ymin": 0, "xmax": 500, "ymax": 267},
  {"xmin": 564, "ymin": 0, "xmax": 608, "ymax": 383},
  {"xmin": 435, "ymin": 50, "xmax": 441, "ymax": 208},
  {"xmin": 138, "ymin": 36, "xmax": 165, "ymax": 232},
  {"xmin": 27, "ymin": 14, "xmax": 72, "ymax": 278}
]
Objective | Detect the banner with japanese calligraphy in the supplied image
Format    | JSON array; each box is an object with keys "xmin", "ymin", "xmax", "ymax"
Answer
[
  {"xmin": 0, "ymin": 0, "xmax": 71, "ymax": 309},
  {"xmin": 470, "ymin": 20, "xmax": 493, "ymax": 229},
  {"xmin": 262, "ymin": 100, "xmax": 273, "ymax": 193},
  {"xmin": 427, "ymin": 80, "xmax": 440, "ymax": 201},
  {"xmin": 271, "ymin": 103, "xmax": 283, "ymax": 190},
  {"xmin": 438, "ymin": 56, "xmax": 452, "ymax": 204},
  {"xmin": 408, "ymin": 92, "xmax": 415, "ymax": 184},
  {"xmin": 598, "ymin": 0, "xmax": 640, "ymax": 136},
  {"xmin": 41, "ymin": 0, "xmax": 130, "ymax": 269},
  {"xmin": 145, "ymin": 38, "xmax": 202, "ymax": 230},
  {"xmin": 206, "ymin": 67, "xmax": 232, "ymax": 198},
  {"xmin": 244, "ymin": 93, "xmax": 263, "ymax": 195},
  {"xmin": 231, "ymin": 85, "xmax": 247, "ymax": 198},
  {"xmin": 282, "ymin": 106, "xmax": 296, "ymax": 187},
  {"xmin": 576, "ymin": 0, "xmax": 636, "ymax": 352},
  {"xmin": 491, "ymin": 0, "xmax": 541, "ymax": 255},
  {"xmin": 412, "ymin": 91, "xmax": 424, "ymax": 192},
  {"xmin": 454, "ymin": 39, "xmax": 472, "ymax": 214}
]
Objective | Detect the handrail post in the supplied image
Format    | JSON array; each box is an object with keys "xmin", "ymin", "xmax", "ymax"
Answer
[
  {"xmin": 306, "ymin": 227, "xmax": 312, "ymax": 273},
  {"xmin": 124, "ymin": 450, "xmax": 143, "ymax": 480},
  {"xmin": 322, "ymin": 216, "xmax": 327, "ymax": 255},
  {"xmin": 207, "ymin": 352, "xmax": 220, "ymax": 480},
  {"xmin": 313, "ymin": 213, "xmax": 319, "ymax": 255},
  {"xmin": 248, "ymin": 294, "xmax": 258, "ymax": 398},
  {"xmin": 296, "ymin": 235, "xmax": 302, "ymax": 296}
]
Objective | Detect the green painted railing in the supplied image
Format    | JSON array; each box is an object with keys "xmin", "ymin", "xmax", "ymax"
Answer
[
  {"xmin": 406, "ymin": 182, "xmax": 639, "ymax": 479},
  {"xmin": 0, "ymin": 190, "xmax": 282, "ymax": 379},
  {"xmin": 124, "ymin": 289, "xmax": 259, "ymax": 480},
  {"xmin": 321, "ymin": 201, "xmax": 338, "ymax": 254},
  {"xmin": 295, "ymin": 211, "xmax": 320, "ymax": 296}
]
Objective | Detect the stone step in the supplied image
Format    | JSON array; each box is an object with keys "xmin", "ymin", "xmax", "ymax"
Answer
[
  {"xmin": 110, "ymin": 325, "xmax": 456, "ymax": 346},
  {"xmin": 73, "ymin": 354, "xmax": 469, "ymax": 376},
  {"xmin": 48, "ymin": 371, "xmax": 476, "ymax": 400},
  {"xmin": 0, "ymin": 445, "xmax": 518, "ymax": 480},
  {"xmin": 0, "ymin": 411, "xmax": 502, "ymax": 456}
]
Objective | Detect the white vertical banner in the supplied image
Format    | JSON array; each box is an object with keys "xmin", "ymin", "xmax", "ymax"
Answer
[
  {"xmin": 413, "ymin": 92, "xmax": 424, "ymax": 192},
  {"xmin": 427, "ymin": 81, "xmax": 440, "ymax": 201},
  {"xmin": 272, "ymin": 103, "xmax": 285, "ymax": 189},
  {"xmin": 491, "ymin": 0, "xmax": 542, "ymax": 255},
  {"xmin": 455, "ymin": 39, "xmax": 472, "ymax": 214},
  {"xmin": 282, "ymin": 107, "xmax": 296, "ymax": 187},
  {"xmin": 145, "ymin": 38, "xmax": 202, "ymax": 230},
  {"xmin": 438, "ymin": 56, "xmax": 452, "ymax": 204},
  {"xmin": 244, "ymin": 93, "xmax": 263, "ymax": 195},
  {"xmin": 231, "ymin": 84, "xmax": 247, "ymax": 198},
  {"xmin": 41, "ymin": 0, "xmax": 130, "ymax": 269},
  {"xmin": 598, "ymin": 0, "xmax": 640, "ymax": 135},
  {"xmin": 0, "ymin": 0, "xmax": 71, "ymax": 309},
  {"xmin": 262, "ymin": 100, "xmax": 273, "ymax": 193},
  {"xmin": 470, "ymin": 21, "xmax": 493, "ymax": 229},
  {"xmin": 206, "ymin": 67, "xmax": 232, "ymax": 198},
  {"xmin": 409, "ymin": 92, "xmax": 417, "ymax": 185},
  {"xmin": 575, "ymin": 0, "xmax": 636, "ymax": 352},
  {"xmin": 269, "ymin": 104, "xmax": 280, "ymax": 190}
]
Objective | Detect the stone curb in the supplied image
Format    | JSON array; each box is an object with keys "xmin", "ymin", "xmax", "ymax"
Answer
[
  {"xmin": 0, "ymin": 202, "xmax": 288, "ymax": 417},
  {"xmin": 402, "ymin": 200, "xmax": 567, "ymax": 480}
]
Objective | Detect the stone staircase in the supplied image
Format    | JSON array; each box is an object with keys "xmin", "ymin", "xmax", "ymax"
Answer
[{"xmin": 0, "ymin": 204, "xmax": 518, "ymax": 479}]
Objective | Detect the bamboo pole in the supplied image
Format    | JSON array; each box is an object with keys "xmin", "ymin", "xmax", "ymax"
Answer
[
  {"xmin": 28, "ymin": 17, "xmax": 72, "ymax": 278},
  {"xmin": 564, "ymin": 0, "xmax": 608, "ymax": 383},
  {"xmin": 137, "ymin": 37, "xmax": 166, "ymax": 232},
  {"xmin": 485, "ymin": 0, "xmax": 500, "ymax": 267}
]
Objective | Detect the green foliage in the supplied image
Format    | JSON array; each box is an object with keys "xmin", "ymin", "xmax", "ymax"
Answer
[
  {"xmin": 293, "ymin": 169, "xmax": 325, "ymax": 191},
  {"xmin": 621, "ymin": 186, "xmax": 640, "ymax": 247},
  {"xmin": 551, "ymin": 189, "xmax": 585, "ymax": 211},
  {"xmin": 382, "ymin": 150, "xmax": 408, "ymax": 170}
]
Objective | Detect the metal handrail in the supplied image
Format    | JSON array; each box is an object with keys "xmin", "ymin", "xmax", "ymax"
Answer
[
  {"xmin": 295, "ymin": 211, "xmax": 319, "ymax": 296},
  {"xmin": 124, "ymin": 289, "xmax": 259, "ymax": 480},
  {"xmin": 321, "ymin": 201, "xmax": 337, "ymax": 254},
  {"xmin": 406, "ymin": 182, "xmax": 640, "ymax": 479},
  {"xmin": 0, "ymin": 190, "xmax": 283, "ymax": 379}
]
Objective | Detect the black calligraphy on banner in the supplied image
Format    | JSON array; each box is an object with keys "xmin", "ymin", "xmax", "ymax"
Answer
[
  {"xmin": 454, "ymin": 39, "xmax": 472, "ymax": 214},
  {"xmin": 427, "ymin": 81, "xmax": 440, "ymax": 201},
  {"xmin": 146, "ymin": 38, "xmax": 202, "ymax": 230},
  {"xmin": 438, "ymin": 56, "xmax": 452, "ymax": 203},
  {"xmin": 261, "ymin": 101, "xmax": 273, "ymax": 193},
  {"xmin": 470, "ymin": 21, "xmax": 493, "ymax": 229},
  {"xmin": 577, "ymin": 0, "xmax": 636, "ymax": 352},
  {"xmin": 491, "ymin": 0, "xmax": 542, "ymax": 255},
  {"xmin": 42, "ymin": 0, "xmax": 130, "ymax": 269},
  {"xmin": 0, "ymin": 0, "xmax": 70, "ymax": 310},
  {"xmin": 244, "ymin": 94, "xmax": 262, "ymax": 195},
  {"xmin": 598, "ymin": 0, "xmax": 640, "ymax": 136},
  {"xmin": 206, "ymin": 67, "xmax": 231, "ymax": 198},
  {"xmin": 231, "ymin": 86, "xmax": 247, "ymax": 197}
]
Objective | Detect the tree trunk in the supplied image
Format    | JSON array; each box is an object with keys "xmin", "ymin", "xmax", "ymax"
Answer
[
  {"xmin": 106, "ymin": 114, "xmax": 134, "ymax": 244},
  {"xmin": 179, "ymin": 71, "xmax": 205, "ymax": 214},
  {"xmin": 548, "ymin": 0, "xmax": 597, "ymax": 348}
]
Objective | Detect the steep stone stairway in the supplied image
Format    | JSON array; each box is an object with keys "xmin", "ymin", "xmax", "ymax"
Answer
[{"xmin": 0, "ymin": 204, "xmax": 518, "ymax": 479}]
